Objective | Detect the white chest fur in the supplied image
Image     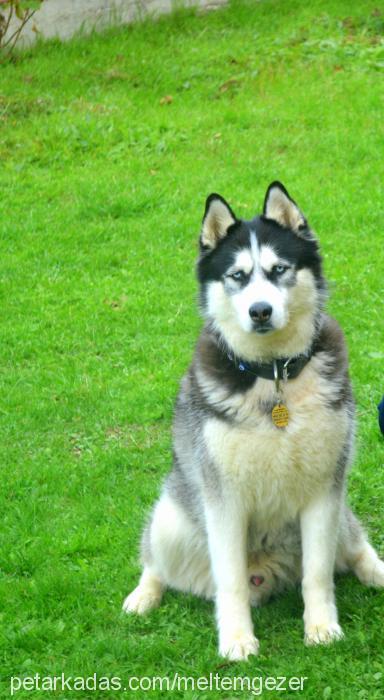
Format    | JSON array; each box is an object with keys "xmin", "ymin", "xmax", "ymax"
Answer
[{"xmin": 202, "ymin": 356, "xmax": 349, "ymax": 530}]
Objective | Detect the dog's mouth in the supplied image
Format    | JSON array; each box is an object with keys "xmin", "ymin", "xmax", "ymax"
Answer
[{"xmin": 252, "ymin": 324, "xmax": 274, "ymax": 335}]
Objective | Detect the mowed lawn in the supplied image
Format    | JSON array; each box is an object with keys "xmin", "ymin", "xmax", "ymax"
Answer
[{"xmin": 1, "ymin": 0, "xmax": 383, "ymax": 697}]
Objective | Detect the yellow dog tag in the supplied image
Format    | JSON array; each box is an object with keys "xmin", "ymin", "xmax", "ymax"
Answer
[{"xmin": 271, "ymin": 402, "xmax": 289, "ymax": 428}]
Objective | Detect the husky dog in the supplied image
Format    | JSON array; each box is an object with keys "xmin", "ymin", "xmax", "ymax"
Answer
[{"xmin": 123, "ymin": 182, "xmax": 384, "ymax": 660}]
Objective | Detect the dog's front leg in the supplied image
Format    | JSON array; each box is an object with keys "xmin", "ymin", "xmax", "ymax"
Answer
[
  {"xmin": 300, "ymin": 488, "xmax": 344, "ymax": 645},
  {"xmin": 205, "ymin": 497, "xmax": 259, "ymax": 661}
]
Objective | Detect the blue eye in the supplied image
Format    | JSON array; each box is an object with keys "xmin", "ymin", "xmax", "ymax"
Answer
[
  {"xmin": 274, "ymin": 265, "xmax": 288, "ymax": 275},
  {"xmin": 231, "ymin": 270, "xmax": 245, "ymax": 281}
]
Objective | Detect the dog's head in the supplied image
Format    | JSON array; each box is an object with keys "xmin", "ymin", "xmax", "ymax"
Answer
[{"xmin": 197, "ymin": 182, "xmax": 326, "ymax": 359}]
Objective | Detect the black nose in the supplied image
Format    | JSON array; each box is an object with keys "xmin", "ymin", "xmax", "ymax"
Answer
[{"xmin": 249, "ymin": 302, "xmax": 272, "ymax": 323}]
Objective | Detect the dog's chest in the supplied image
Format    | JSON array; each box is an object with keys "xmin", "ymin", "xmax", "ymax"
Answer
[{"xmin": 203, "ymin": 364, "xmax": 348, "ymax": 525}]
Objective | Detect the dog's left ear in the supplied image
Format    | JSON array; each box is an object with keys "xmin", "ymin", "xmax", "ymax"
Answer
[{"xmin": 263, "ymin": 182, "xmax": 310, "ymax": 237}]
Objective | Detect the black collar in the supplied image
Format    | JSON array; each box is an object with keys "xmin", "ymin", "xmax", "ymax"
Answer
[{"xmin": 227, "ymin": 350, "xmax": 313, "ymax": 381}]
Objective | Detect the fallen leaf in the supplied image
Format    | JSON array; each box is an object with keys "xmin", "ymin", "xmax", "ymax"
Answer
[
  {"xmin": 219, "ymin": 78, "xmax": 240, "ymax": 93},
  {"xmin": 160, "ymin": 95, "xmax": 173, "ymax": 105}
]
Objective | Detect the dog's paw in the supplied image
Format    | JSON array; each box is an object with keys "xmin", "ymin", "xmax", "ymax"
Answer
[
  {"xmin": 219, "ymin": 632, "xmax": 259, "ymax": 661},
  {"xmin": 122, "ymin": 585, "xmax": 161, "ymax": 615},
  {"xmin": 304, "ymin": 622, "xmax": 344, "ymax": 646},
  {"xmin": 368, "ymin": 559, "xmax": 384, "ymax": 587}
]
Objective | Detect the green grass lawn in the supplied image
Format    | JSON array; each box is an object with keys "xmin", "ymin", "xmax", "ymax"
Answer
[{"xmin": 1, "ymin": 0, "xmax": 384, "ymax": 697}]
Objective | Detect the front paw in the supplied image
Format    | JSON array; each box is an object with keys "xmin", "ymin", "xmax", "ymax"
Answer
[
  {"xmin": 219, "ymin": 632, "xmax": 259, "ymax": 661},
  {"xmin": 305, "ymin": 622, "xmax": 344, "ymax": 646}
]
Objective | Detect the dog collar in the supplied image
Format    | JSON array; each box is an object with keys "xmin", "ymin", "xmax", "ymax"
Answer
[{"xmin": 227, "ymin": 352, "xmax": 312, "ymax": 381}]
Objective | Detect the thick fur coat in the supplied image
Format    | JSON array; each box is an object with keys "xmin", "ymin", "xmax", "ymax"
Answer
[{"xmin": 123, "ymin": 183, "xmax": 384, "ymax": 660}]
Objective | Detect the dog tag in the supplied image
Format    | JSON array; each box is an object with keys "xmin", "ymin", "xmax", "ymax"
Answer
[{"xmin": 271, "ymin": 402, "xmax": 289, "ymax": 428}]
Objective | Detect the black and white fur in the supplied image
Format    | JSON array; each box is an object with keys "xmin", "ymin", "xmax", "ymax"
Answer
[{"xmin": 123, "ymin": 182, "xmax": 384, "ymax": 660}]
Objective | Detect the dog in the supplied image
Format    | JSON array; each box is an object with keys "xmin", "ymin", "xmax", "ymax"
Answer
[{"xmin": 123, "ymin": 182, "xmax": 384, "ymax": 660}]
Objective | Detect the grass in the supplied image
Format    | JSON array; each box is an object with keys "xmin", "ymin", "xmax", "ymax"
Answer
[{"xmin": 0, "ymin": 0, "xmax": 383, "ymax": 697}]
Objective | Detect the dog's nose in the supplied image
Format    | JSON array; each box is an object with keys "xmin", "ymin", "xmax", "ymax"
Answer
[{"xmin": 249, "ymin": 302, "xmax": 272, "ymax": 323}]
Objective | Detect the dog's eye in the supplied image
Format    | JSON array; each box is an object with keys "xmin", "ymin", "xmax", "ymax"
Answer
[
  {"xmin": 230, "ymin": 270, "xmax": 245, "ymax": 281},
  {"xmin": 273, "ymin": 265, "xmax": 288, "ymax": 275}
]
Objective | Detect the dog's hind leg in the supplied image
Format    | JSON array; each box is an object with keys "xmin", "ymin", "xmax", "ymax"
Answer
[
  {"xmin": 123, "ymin": 492, "xmax": 212, "ymax": 615},
  {"xmin": 336, "ymin": 507, "xmax": 384, "ymax": 588}
]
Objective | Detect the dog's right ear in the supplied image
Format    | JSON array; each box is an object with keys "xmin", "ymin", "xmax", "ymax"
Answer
[{"xmin": 200, "ymin": 194, "xmax": 237, "ymax": 249}]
